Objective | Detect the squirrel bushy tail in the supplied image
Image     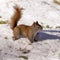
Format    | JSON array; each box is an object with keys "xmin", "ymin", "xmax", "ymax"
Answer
[{"xmin": 10, "ymin": 5, "xmax": 23, "ymax": 29}]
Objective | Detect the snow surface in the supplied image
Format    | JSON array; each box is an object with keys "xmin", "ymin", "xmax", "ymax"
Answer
[
  {"xmin": 0, "ymin": 0, "xmax": 60, "ymax": 60},
  {"xmin": 0, "ymin": 0, "xmax": 60, "ymax": 27},
  {"xmin": 0, "ymin": 24, "xmax": 60, "ymax": 60}
]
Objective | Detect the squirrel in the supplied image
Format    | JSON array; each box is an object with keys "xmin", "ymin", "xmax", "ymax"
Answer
[
  {"xmin": 13, "ymin": 21, "xmax": 43, "ymax": 43},
  {"xmin": 10, "ymin": 5, "xmax": 43, "ymax": 43}
]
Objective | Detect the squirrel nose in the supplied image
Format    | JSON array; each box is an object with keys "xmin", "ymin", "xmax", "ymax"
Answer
[{"xmin": 40, "ymin": 26, "xmax": 43, "ymax": 30}]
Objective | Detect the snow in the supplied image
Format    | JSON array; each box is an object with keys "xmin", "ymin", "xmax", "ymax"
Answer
[
  {"xmin": 0, "ymin": 24, "xmax": 60, "ymax": 60},
  {"xmin": 0, "ymin": 0, "xmax": 60, "ymax": 60},
  {"xmin": 0, "ymin": 0, "xmax": 60, "ymax": 27}
]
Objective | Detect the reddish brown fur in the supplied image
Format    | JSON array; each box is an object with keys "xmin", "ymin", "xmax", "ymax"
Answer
[
  {"xmin": 13, "ymin": 21, "xmax": 43, "ymax": 43},
  {"xmin": 9, "ymin": 5, "xmax": 43, "ymax": 43},
  {"xmin": 10, "ymin": 5, "xmax": 22, "ymax": 29}
]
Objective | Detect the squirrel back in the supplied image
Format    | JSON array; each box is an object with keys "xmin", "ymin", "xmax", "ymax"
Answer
[{"xmin": 10, "ymin": 5, "xmax": 23, "ymax": 29}]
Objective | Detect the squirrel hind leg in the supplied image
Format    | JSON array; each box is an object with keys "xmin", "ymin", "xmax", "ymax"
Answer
[{"xmin": 13, "ymin": 27, "xmax": 20, "ymax": 41}]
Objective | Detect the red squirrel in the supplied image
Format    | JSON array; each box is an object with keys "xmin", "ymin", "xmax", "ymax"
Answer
[{"xmin": 10, "ymin": 5, "xmax": 43, "ymax": 43}]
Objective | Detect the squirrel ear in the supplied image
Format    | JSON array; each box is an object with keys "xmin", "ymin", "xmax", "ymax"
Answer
[
  {"xmin": 33, "ymin": 22, "xmax": 36, "ymax": 27},
  {"xmin": 36, "ymin": 21, "xmax": 38, "ymax": 24}
]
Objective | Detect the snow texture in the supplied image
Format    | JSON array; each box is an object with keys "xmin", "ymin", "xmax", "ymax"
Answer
[{"xmin": 0, "ymin": 0, "xmax": 60, "ymax": 60}]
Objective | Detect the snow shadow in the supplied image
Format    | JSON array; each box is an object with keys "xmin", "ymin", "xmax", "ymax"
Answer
[
  {"xmin": 42, "ymin": 30, "xmax": 60, "ymax": 33},
  {"xmin": 34, "ymin": 29, "xmax": 60, "ymax": 41}
]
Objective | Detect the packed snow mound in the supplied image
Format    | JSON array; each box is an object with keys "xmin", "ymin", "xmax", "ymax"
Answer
[{"xmin": 0, "ymin": 24, "xmax": 60, "ymax": 60}]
